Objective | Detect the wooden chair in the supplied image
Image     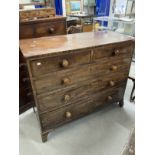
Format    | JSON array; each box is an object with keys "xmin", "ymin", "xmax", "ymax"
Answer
[
  {"xmin": 67, "ymin": 25, "xmax": 82, "ymax": 34},
  {"xmin": 128, "ymin": 76, "xmax": 135, "ymax": 102}
]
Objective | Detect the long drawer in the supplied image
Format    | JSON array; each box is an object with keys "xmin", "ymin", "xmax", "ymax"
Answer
[
  {"xmin": 40, "ymin": 85, "xmax": 125, "ymax": 131},
  {"xmin": 19, "ymin": 19, "xmax": 66, "ymax": 39},
  {"xmin": 34, "ymin": 21, "xmax": 66, "ymax": 38}
]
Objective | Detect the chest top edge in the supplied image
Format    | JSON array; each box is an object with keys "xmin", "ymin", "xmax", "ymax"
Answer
[{"xmin": 20, "ymin": 31, "xmax": 135, "ymax": 60}]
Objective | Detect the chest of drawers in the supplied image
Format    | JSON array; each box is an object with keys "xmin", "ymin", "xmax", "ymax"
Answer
[{"xmin": 20, "ymin": 31, "xmax": 134, "ymax": 142}]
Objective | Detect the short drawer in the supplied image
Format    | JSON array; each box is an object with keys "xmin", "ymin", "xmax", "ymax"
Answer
[
  {"xmin": 92, "ymin": 85, "xmax": 126, "ymax": 108},
  {"xmin": 34, "ymin": 20, "xmax": 66, "ymax": 37},
  {"xmin": 30, "ymin": 49, "xmax": 91, "ymax": 77},
  {"xmin": 40, "ymin": 85, "xmax": 125, "ymax": 131},
  {"xmin": 90, "ymin": 57, "xmax": 131, "ymax": 74},
  {"xmin": 93, "ymin": 42, "xmax": 134, "ymax": 61}
]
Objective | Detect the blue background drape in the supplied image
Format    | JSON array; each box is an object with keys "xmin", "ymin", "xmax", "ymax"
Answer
[
  {"xmin": 55, "ymin": 0, "xmax": 63, "ymax": 15},
  {"xmin": 96, "ymin": 0, "xmax": 110, "ymax": 16}
]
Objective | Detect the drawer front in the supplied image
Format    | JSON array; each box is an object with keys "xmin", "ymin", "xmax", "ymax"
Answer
[
  {"xmin": 90, "ymin": 57, "xmax": 131, "ymax": 74},
  {"xmin": 40, "ymin": 99, "xmax": 94, "ymax": 131},
  {"xmin": 93, "ymin": 42, "xmax": 134, "ymax": 61},
  {"xmin": 92, "ymin": 85, "xmax": 126, "ymax": 108},
  {"xmin": 19, "ymin": 20, "xmax": 66, "ymax": 39},
  {"xmin": 34, "ymin": 21, "xmax": 66, "ymax": 37},
  {"xmin": 33, "ymin": 65, "xmax": 91, "ymax": 94},
  {"xmin": 30, "ymin": 49, "xmax": 91, "ymax": 77},
  {"xmin": 37, "ymin": 83, "xmax": 92, "ymax": 113},
  {"xmin": 19, "ymin": 24, "xmax": 34, "ymax": 39},
  {"xmin": 40, "ymin": 86, "xmax": 125, "ymax": 131}
]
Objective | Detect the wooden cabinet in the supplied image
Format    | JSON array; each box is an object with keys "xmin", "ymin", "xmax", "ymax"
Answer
[
  {"xmin": 20, "ymin": 31, "xmax": 134, "ymax": 142},
  {"xmin": 19, "ymin": 50, "xmax": 35, "ymax": 114}
]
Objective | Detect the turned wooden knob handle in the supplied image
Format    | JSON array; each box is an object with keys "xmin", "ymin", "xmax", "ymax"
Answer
[
  {"xmin": 111, "ymin": 65, "xmax": 118, "ymax": 71},
  {"xmin": 62, "ymin": 59, "xmax": 69, "ymax": 68},
  {"xmin": 27, "ymin": 92, "xmax": 33, "ymax": 97},
  {"xmin": 22, "ymin": 77, "xmax": 30, "ymax": 83},
  {"xmin": 64, "ymin": 94, "xmax": 70, "ymax": 102},
  {"xmin": 36, "ymin": 62, "xmax": 42, "ymax": 66},
  {"xmin": 66, "ymin": 111, "xmax": 72, "ymax": 118},
  {"xmin": 107, "ymin": 96, "xmax": 113, "ymax": 101},
  {"xmin": 62, "ymin": 78, "xmax": 70, "ymax": 85},
  {"xmin": 109, "ymin": 80, "xmax": 115, "ymax": 86},
  {"xmin": 49, "ymin": 27, "xmax": 55, "ymax": 33},
  {"xmin": 113, "ymin": 49, "xmax": 120, "ymax": 56}
]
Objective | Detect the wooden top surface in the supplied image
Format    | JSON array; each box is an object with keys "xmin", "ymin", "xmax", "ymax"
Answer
[
  {"xmin": 20, "ymin": 16, "xmax": 66, "ymax": 24},
  {"xmin": 20, "ymin": 31, "xmax": 134, "ymax": 59}
]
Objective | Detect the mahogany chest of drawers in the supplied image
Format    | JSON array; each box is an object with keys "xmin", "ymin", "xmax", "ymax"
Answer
[{"xmin": 20, "ymin": 31, "xmax": 135, "ymax": 142}]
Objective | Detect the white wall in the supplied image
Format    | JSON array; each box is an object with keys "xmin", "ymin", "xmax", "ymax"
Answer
[
  {"xmin": 19, "ymin": 0, "xmax": 31, "ymax": 4},
  {"xmin": 62, "ymin": 0, "xmax": 66, "ymax": 16},
  {"xmin": 19, "ymin": 0, "xmax": 44, "ymax": 4}
]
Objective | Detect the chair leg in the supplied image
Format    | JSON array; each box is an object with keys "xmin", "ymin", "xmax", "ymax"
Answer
[{"xmin": 130, "ymin": 79, "xmax": 135, "ymax": 102}]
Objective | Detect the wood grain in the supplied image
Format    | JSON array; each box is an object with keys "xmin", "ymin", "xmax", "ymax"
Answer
[
  {"xmin": 20, "ymin": 31, "xmax": 134, "ymax": 58},
  {"xmin": 37, "ymin": 80, "xmax": 127, "ymax": 114},
  {"xmin": 40, "ymin": 85, "xmax": 125, "ymax": 131},
  {"xmin": 30, "ymin": 49, "xmax": 91, "ymax": 77},
  {"xmin": 19, "ymin": 8, "xmax": 56, "ymax": 22}
]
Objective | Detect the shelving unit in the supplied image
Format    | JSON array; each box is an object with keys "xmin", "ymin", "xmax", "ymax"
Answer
[{"xmin": 93, "ymin": 16, "xmax": 135, "ymax": 36}]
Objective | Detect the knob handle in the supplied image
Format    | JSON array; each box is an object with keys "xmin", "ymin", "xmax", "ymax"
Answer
[
  {"xmin": 49, "ymin": 27, "xmax": 55, "ymax": 33},
  {"xmin": 62, "ymin": 59, "xmax": 69, "ymax": 68},
  {"xmin": 113, "ymin": 49, "xmax": 120, "ymax": 56},
  {"xmin": 36, "ymin": 62, "xmax": 42, "ymax": 66},
  {"xmin": 62, "ymin": 78, "xmax": 70, "ymax": 85},
  {"xmin": 64, "ymin": 94, "xmax": 70, "ymax": 102},
  {"xmin": 22, "ymin": 77, "xmax": 30, "ymax": 83},
  {"xmin": 26, "ymin": 92, "xmax": 33, "ymax": 97},
  {"xmin": 109, "ymin": 80, "xmax": 115, "ymax": 86},
  {"xmin": 66, "ymin": 111, "xmax": 72, "ymax": 118},
  {"xmin": 107, "ymin": 96, "xmax": 113, "ymax": 101},
  {"xmin": 111, "ymin": 65, "xmax": 118, "ymax": 71}
]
